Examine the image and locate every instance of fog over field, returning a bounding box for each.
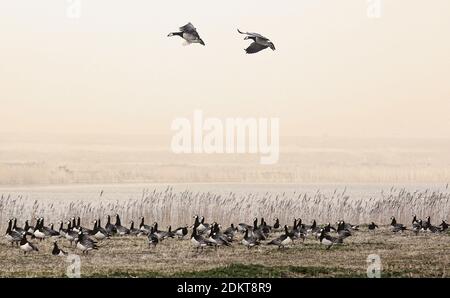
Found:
[0,133,449,185]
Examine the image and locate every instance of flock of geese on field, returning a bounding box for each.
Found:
[168,22,276,54]
[4,214,449,256]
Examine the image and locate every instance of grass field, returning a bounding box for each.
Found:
[1,226,449,278]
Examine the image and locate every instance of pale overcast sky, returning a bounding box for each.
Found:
[0,0,449,137]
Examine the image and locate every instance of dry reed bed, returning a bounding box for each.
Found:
[1,185,449,231]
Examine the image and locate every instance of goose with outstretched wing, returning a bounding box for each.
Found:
[237,29,275,54]
[168,22,205,46]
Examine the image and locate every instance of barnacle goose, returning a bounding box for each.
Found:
[190,226,212,252]
[105,215,117,235]
[139,217,152,234]
[237,29,276,54]
[33,218,46,241]
[148,226,159,248]
[272,218,282,232]
[223,224,237,241]
[52,241,67,256]
[268,225,293,249]
[368,222,379,233]
[174,226,188,239]
[390,217,407,232]
[20,234,39,254]
[439,220,448,232]
[64,221,79,246]
[114,214,130,236]
[168,22,205,46]
[91,220,109,240]
[76,230,98,254]
[241,229,260,249]
[129,221,141,236]
[251,218,267,241]
[336,221,352,238]
[5,219,22,246]
[319,228,343,250]
[12,218,25,234]
[20,233,39,255]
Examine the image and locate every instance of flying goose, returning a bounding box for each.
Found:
[20,234,39,255]
[52,241,67,257]
[168,22,205,46]
[237,29,276,54]
[268,225,293,249]
[76,231,98,254]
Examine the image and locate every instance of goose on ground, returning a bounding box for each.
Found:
[129,221,141,236]
[197,216,210,234]
[412,214,419,225]
[241,229,260,249]
[306,220,321,238]
[237,222,252,233]
[258,218,272,234]
[223,224,237,241]
[12,218,25,235]
[268,225,293,249]
[208,229,231,249]
[251,218,267,241]
[33,218,46,241]
[91,220,109,240]
[174,226,188,239]
[237,29,276,54]
[292,220,306,242]
[52,241,67,257]
[76,231,98,254]
[45,223,62,238]
[412,219,423,235]
[368,222,379,233]
[190,226,212,252]
[24,220,34,234]
[272,218,282,232]
[114,214,130,236]
[20,234,38,255]
[319,229,343,250]
[336,221,352,238]
[439,220,448,232]
[64,221,79,246]
[390,217,407,232]
[139,217,152,234]
[155,225,174,240]
[422,216,432,230]
[148,226,159,248]
[105,215,117,236]
[323,222,336,233]
[5,219,22,246]
[168,22,205,46]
